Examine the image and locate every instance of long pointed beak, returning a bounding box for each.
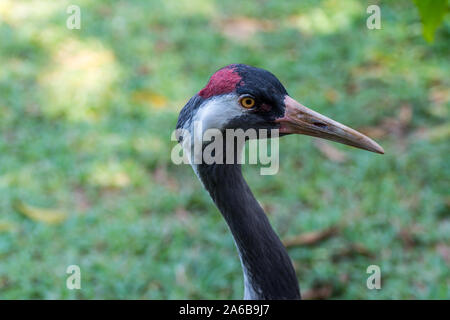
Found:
[275,96,384,154]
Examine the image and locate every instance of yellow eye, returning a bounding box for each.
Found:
[239,96,255,109]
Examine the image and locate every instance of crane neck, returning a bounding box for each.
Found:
[196,163,301,300]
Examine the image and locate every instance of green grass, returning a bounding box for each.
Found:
[0,0,449,299]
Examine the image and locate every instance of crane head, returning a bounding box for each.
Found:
[177,64,384,155]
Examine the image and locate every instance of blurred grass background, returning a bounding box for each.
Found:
[0,0,449,299]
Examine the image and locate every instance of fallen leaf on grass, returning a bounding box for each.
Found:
[428,86,449,118]
[73,187,91,212]
[175,207,189,221]
[358,126,387,140]
[132,90,167,109]
[413,123,450,142]
[398,228,421,249]
[13,199,68,225]
[217,17,274,41]
[359,104,413,140]
[313,139,348,163]
[324,89,339,104]
[398,104,412,126]
[0,220,17,232]
[0,276,10,290]
[302,284,333,300]
[153,166,179,191]
[332,243,374,261]
[437,244,450,266]
[283,226,338,248]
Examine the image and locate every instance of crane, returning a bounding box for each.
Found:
[176,64,384,300]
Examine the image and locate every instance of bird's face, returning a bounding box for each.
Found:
[177,64,383,154]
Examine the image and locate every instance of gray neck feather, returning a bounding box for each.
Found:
[195,163,301,300]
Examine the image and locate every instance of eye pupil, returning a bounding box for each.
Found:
[240,97,255,108]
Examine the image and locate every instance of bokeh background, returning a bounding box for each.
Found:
[0,0,449,299]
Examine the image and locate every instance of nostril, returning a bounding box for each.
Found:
[313,121,327,128]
